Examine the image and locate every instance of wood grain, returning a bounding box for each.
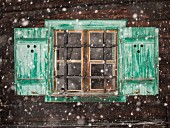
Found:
[0,0,170,127]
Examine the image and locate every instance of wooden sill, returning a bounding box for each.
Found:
[51,91,118,97]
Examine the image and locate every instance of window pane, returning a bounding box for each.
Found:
[68,33,81,45]
[68,78,81,90]
[106,33,115,45]
[90,48,103,60]
[56,78,64,91]
[56,33,64,45]
[90,33,103,45]
[91,79,104,89]
[68,48,81,60]
[57,48,64,60]
[91,64,113,76]
[91,64,104,76]
[106,64,113,76]
[57,63,64,75]
[106,79,114,90]
[105,48,114,60]
[68,63,81,76]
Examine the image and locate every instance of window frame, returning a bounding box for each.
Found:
[87,30,118,93]
[45,20,128,102]
[53,30,84,92]
[53,29,118,95]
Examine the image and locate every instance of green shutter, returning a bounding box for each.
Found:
[14,28,48,95]
[120,27,159,95]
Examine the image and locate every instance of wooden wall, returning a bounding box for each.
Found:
[0,0,170,127]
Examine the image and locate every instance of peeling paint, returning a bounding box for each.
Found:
[120,27,159,95]
[14,28,48,95]
[14,21,159,101]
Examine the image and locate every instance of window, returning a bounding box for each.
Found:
[14,20,159,102]
[54,30,83,92]
[53,30,117,96]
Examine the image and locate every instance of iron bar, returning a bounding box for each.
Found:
[103,31,107,93]
[64,31,68,91]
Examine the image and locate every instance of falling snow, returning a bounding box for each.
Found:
[62,8,67,12]
[0,0,169,127]
[21,19,29,26]
[132,13,138,19]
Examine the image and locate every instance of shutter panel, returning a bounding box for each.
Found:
[14,28,48,95]
[120,27,159,95]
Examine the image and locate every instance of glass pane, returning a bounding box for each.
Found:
[91,79,104,89]
[90,33,103,45]
[56,78,64,91]
[56,33,64,45]
[91,64,113,76]
[68,33,81,45]
[68,48,81,60]
[57,48,64,60]
[106,64,113,76]
[106,33,115,45]
[91,64,104,76]
[90,48,103,60]
[68,78,81,90]
[57,63,64,75]
[104,48,114,60]
[68,63,81,76]
[106,79,114,90]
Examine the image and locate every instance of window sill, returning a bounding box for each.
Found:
[51,91,118,97]
[45,94,126,102]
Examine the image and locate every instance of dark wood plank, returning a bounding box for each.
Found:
[2,0,170,13]
[0,0,170,127]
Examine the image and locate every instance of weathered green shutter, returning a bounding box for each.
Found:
[120,27,159,95]
[14,28,48,95]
